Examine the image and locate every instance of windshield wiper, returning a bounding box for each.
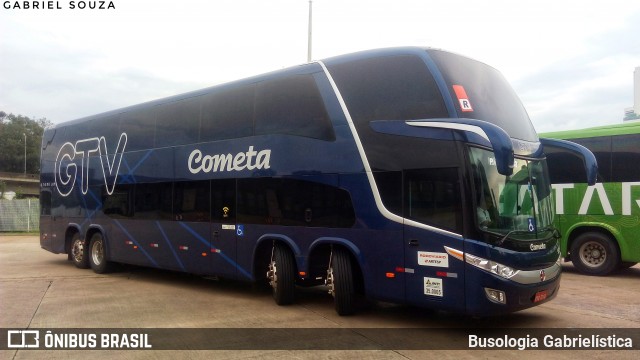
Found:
[480,228,530,246]
[496,229,532,246]
[488,226,559,246]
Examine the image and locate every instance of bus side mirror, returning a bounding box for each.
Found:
[540,138,598,186]
[405,118,515,176]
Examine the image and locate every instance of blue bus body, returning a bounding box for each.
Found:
[39,47,596,316]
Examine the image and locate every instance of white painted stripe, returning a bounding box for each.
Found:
[406,120,490,142]
[318,61,462,239]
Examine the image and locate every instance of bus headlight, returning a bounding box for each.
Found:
[465,253,519,279]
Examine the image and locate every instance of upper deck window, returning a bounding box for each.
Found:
[326,55,450,171]
[255,74,334,141]
[428,50,537,142]
[327,55,448,127]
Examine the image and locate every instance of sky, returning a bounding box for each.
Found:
[1,0,639,133]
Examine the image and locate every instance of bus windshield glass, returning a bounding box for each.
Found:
[469,147,554,239]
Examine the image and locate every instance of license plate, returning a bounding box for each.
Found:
[533,290,548,303]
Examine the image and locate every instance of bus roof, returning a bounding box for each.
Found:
[50,47,438,129]
[49,47,490,130]
[541,121,640,140]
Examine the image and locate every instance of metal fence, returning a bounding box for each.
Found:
[0,199,40,232]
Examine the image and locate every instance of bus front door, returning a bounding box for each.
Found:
[402,168,466,311]
[404,226,466,311]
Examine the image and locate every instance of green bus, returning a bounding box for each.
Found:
[542,122,640,275]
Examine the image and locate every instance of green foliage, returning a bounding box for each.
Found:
[0,111,52,173]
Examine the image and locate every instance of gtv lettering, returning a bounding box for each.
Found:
[552,182,640,215]
[55,133,127,196]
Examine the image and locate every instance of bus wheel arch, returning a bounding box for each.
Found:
[568,227,620,276]
[310,240,365,316]
[309,240,365,291]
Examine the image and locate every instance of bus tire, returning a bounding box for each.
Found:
[570,232,619,276]
[328,248,356,316]
[89,232,113,274]
[269,244,295,305]
[70,233,89,269]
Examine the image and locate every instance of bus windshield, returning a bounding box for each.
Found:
[469,147,554,239]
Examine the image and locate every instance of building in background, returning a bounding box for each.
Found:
[624,67,640,121]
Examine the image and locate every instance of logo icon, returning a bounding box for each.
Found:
[7,330,40,348]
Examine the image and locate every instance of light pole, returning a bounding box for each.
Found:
[23,132,27,175]
[307,0,312,62]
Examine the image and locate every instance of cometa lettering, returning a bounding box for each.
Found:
[188,146,271,174]
[3,1,115,9]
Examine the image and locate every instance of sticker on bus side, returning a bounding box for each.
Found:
[417,251,449,267]
[424,277,443,297]
[452,85,473,112]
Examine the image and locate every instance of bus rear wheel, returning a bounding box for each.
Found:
[327,248,356,316]
[570,232,619,276]
[89,233,112,274]
[267,244,295,305]
[70,233,89,269]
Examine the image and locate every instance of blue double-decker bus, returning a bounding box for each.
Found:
[39,47,596,316]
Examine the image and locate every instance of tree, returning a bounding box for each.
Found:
[0,111,52,174]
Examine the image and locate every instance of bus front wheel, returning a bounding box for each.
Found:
[570,232,619,276]
[268,244,295,305]
[327,248,356,316]
[89,233,113,274]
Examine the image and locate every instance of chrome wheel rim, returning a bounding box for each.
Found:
[267,260,277,290]
[91,240,104,266]
[72,239,84,263]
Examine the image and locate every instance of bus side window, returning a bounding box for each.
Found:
[254,74,335,141]
[211,179,236,222]
[404,168,462,233]
[571,137,612,182]
[156,96,202,147]
[611,134,640,182]
[200,85,255,142]
[545,145,590,184]
[133,182,172,220]
[119,108,155,152]
[103,185,134,218]
[174,180,210,222]
[237,178,355,228]
[40,191,52,216]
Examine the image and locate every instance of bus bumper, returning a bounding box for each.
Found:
[465,262,561,316]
